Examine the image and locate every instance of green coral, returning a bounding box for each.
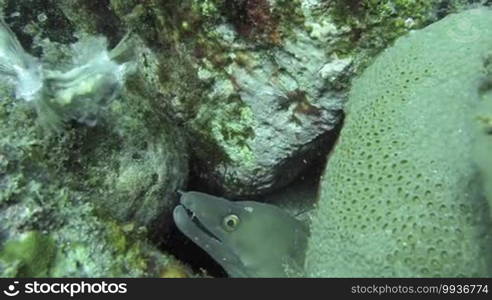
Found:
[0,231,57,277]
[327,0,474,67]
[0,89,72,213]
[306,8,492,277]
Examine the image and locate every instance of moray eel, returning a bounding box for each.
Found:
[173,191,309,277]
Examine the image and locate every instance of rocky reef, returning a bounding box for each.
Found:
[306,8,492,277]
[0,0,491,278]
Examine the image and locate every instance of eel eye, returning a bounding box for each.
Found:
[223,214,240,231]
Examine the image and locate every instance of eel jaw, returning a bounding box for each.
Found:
[175,204,222,243]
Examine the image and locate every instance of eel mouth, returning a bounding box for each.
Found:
[175,204,222,244]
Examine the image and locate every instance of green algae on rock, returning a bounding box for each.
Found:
[306,8,492,277]
[49,0,473,198]
[49,205,179,277]
[173,191,309,277]
[173,0,349,196]
[326,0,477,69]
[95,0,349,197]
[474,52,492,220]
[0,2,190,276]
[0,231,56,277]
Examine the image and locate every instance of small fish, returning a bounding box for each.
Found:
[173,191,309,277]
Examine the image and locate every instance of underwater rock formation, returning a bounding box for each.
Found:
[148,0,352,196]
[0,17,134,130]
[306,8,492,277]
[2,0,490,278]
[0,13,187,229]
[0,55,189,277]
[173,191,309,277]
[106,0,474,197]
[109,0,352,197]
